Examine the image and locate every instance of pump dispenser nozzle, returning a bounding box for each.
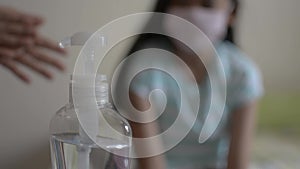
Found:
[59,32,93,48]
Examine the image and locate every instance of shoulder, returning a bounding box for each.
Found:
[217,41,259,78]
[217,41,264,110]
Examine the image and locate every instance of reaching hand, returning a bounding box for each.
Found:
[0,6,67,83]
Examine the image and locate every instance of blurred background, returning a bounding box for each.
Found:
[0,0,299,169]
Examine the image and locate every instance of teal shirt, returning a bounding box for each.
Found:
[127,40,264,169]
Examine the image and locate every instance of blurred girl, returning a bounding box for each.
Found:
[117,0,264,169]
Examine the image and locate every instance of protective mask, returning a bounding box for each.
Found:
[163,6,229,52]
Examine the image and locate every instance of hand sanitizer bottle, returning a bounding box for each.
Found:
[50,74,132,169]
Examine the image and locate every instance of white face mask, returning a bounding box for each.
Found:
[163,6,229,49]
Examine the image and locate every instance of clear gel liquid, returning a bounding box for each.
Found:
[50,133,130,169]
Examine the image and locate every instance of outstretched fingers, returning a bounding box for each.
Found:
[15,55,53,80]
[35,36,67,55]
[26,47,65,71]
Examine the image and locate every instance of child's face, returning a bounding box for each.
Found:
[165,0,234,45]
[169,0,232,12]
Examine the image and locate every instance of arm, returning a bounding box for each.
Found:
[227,101,257,169]
[129,91,167,169]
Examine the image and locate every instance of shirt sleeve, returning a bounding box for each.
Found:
[226,52,264,111]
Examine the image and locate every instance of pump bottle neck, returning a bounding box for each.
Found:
[68,75,112,109]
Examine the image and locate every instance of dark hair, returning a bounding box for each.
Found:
[129,0,239,54]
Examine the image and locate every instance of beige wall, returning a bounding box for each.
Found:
[0,0,299,169]
[238,0,300,92]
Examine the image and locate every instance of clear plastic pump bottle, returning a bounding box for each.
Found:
[50,75,132,169]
